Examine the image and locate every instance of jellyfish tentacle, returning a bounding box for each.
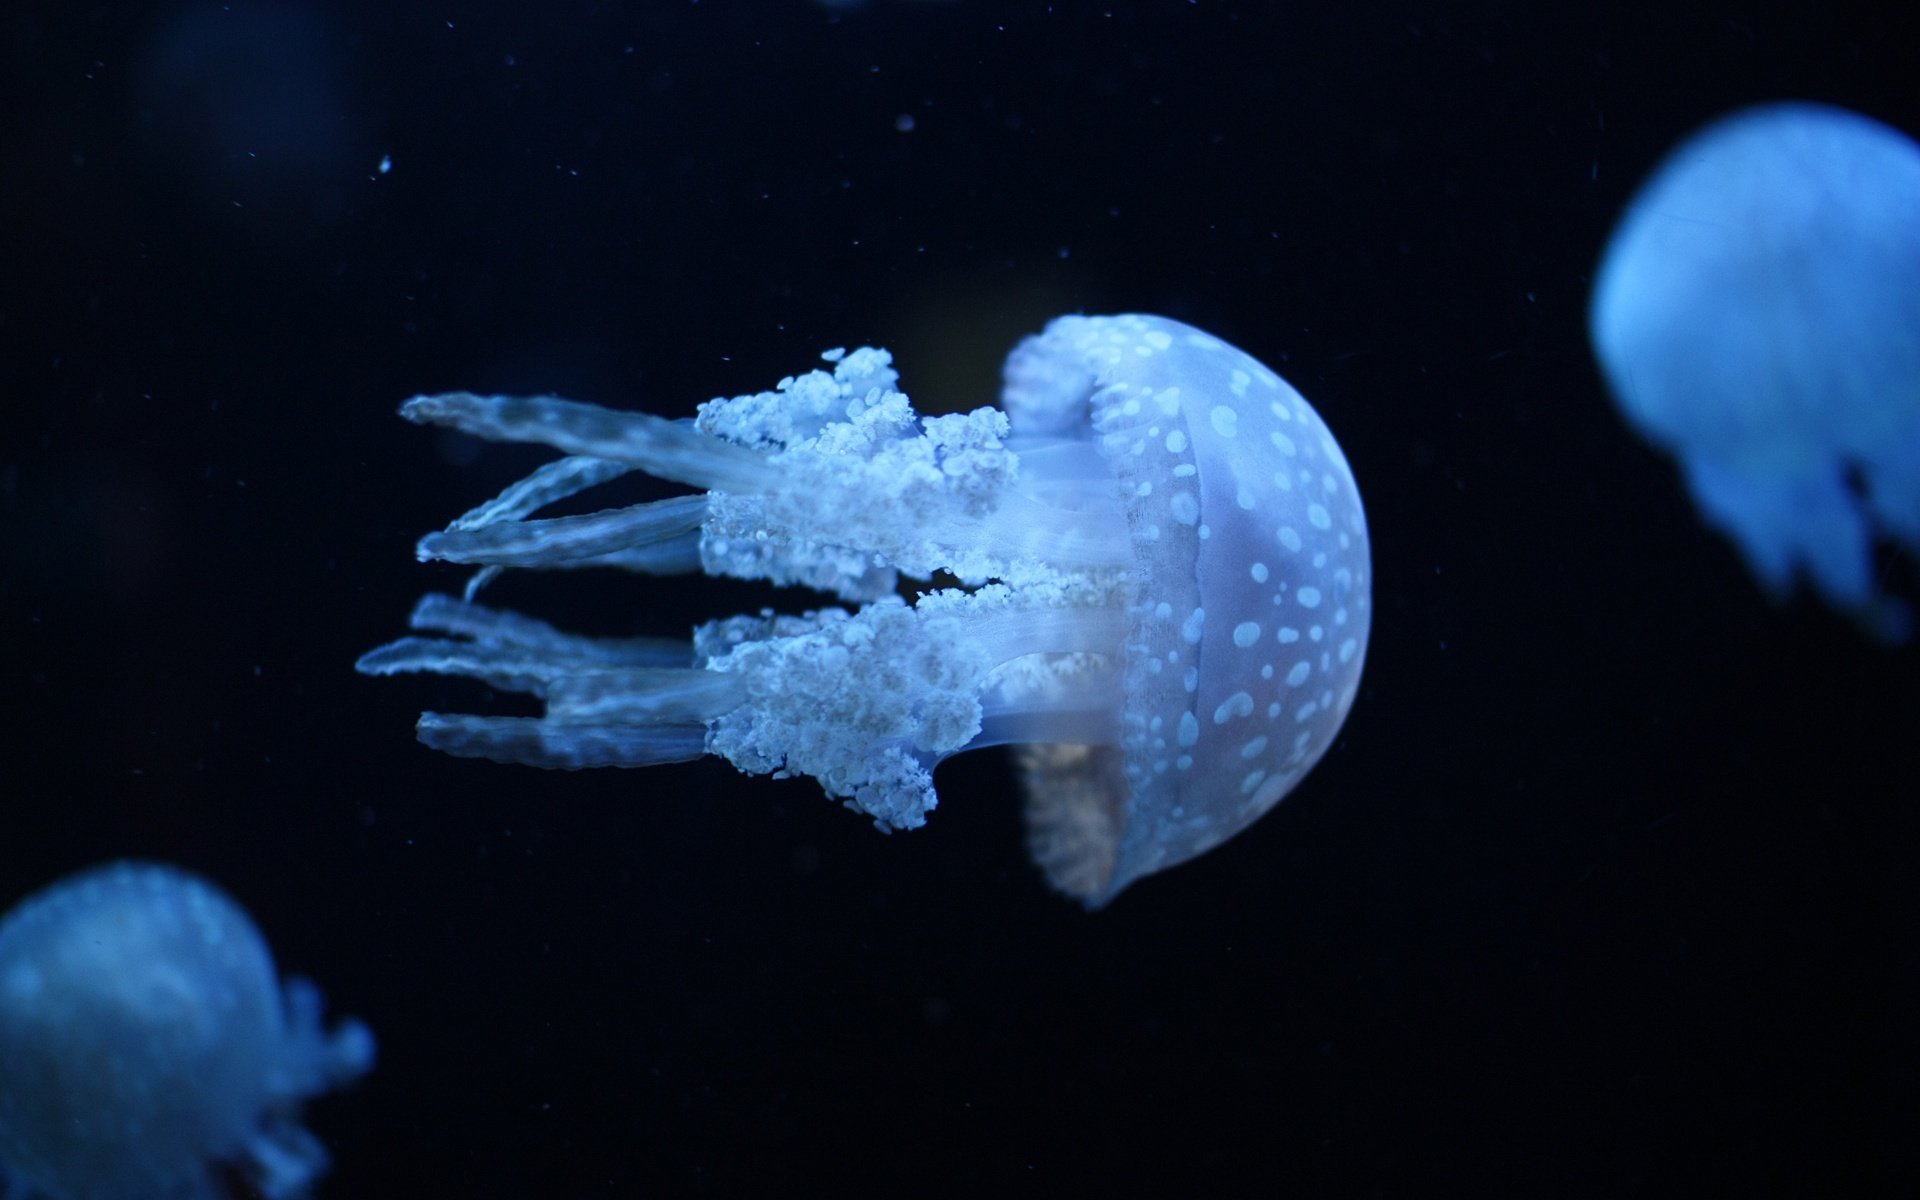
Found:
[544,668,748,724]
[418,493,708,570]
[403,593,692,668]
[401,391,773,493]
[274,977,377,1098]
[360,599,735,769]
[447,454,634,531]
[415,712,711,769]
[354,635,577,694]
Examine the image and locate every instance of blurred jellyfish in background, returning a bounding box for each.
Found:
[0,863,374,1200]
[360,314,1371,906]
[1590,102,1920,640]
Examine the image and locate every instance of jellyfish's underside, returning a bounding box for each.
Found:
[0,862,374,1200]
[1590,102,1920,640]
[361,314,1371,904]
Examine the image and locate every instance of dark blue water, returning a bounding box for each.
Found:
[3,2,1915,1195]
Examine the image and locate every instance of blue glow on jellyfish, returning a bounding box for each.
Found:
[360,314,1371,905]
[0,862,373,1200]
[1590,102,1920,639]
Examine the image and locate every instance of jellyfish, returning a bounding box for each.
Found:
[0,862,374,1200]
[1589,102,1920,639]
[359,313,1371,905]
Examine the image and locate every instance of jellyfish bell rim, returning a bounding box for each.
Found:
[1002,314,1372,907]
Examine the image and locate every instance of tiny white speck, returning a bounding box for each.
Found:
[1250,562,1269,583]
[1240,735,1268,759]
[1233,621,1261,648]
[1277,626,1300,643]
[1210,405,1239,438]
[1278,526,1303,552]
[1339,638,1358,663]
[1308,503,1332,530]
[1297,586,1322,608]
[1286,661,1312,687]
[1165,429,1188,454]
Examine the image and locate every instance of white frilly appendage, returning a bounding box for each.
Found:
[359,347,1134,830]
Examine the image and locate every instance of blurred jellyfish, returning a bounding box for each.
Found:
[360,314,1371,905]
[0,863,374,1200]
[1590,102,1920,639]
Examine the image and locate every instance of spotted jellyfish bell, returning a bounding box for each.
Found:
[359,314,1371,905]
[1590,102,1920,640]
[0,861,374,1200]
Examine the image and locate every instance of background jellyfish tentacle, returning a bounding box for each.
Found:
[0,862,374,1200]
[1589,101,1920,640]
[360,313,1371,904]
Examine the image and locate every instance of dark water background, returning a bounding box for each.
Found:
[3,1,1917,1194]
